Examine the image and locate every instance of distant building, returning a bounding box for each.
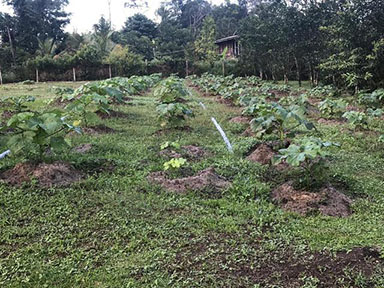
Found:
[215,35,240,58]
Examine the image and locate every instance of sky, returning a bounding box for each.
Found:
[0,0,232,33]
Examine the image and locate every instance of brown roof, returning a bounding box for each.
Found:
[215,35,240,44]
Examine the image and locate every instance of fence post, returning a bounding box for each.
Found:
[0,68,3,85]
[73,67,76,82]
[36,68,39,83]
[109,64,112,79]
[186,60,189,77]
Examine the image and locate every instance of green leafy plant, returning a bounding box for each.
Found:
[358,89,384,108]
[342,111,369,130]
[155,77,194,128]
[273,138,339,188]
[65,93,109,127]
[3,110,80,159]
[250,103,315,141]
[1,96,35,113]
[163,158,187,171]
[318,99,347,118]
[161,141,181,150]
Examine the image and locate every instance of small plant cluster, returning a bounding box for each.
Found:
[155,76,194,128]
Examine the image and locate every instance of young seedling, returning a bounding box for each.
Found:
[163,158,187,171]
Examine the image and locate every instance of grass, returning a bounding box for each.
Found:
[0,80,384,287]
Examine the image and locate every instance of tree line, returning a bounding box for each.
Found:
[0,0,383,91]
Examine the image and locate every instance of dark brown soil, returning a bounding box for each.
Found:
[96,110,129,119]
[216,96,234,106]
[2,110,14,120]
[51,97,71,108]
[147,167,231,194]
[247,144,275,165]
[73,144,93,154]
[160,145,208,161]
[347,105,364,112]
[0,162,83,188]
[318,118,346,126]
[168,231,382,287]
[269,89,290,98]
[229,116,251,124]
[272,182,352,217]
[242,126,254,137]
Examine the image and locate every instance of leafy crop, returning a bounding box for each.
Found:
[318,99,347,118]
[249,102,315,141]
[164,158,187,171]
[274,138,339,188]
[2,110,80,159]
[0,96,35,113]
[342,111,369,130]
[155,77,194,128]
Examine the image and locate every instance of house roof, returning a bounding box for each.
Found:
[215,35,240,44]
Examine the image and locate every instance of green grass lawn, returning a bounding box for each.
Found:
[0,81,384,287]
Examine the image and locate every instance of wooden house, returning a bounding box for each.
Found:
[215,35,240,58]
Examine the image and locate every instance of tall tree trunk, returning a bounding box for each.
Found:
[294,56,301,87]
[73,67,76,82]
[7,26,16,66]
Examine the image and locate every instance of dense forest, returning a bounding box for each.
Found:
[0,0,383,90]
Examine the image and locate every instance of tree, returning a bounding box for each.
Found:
[92,16,115,58]
[194,16,217,63]
[4,0,70,54]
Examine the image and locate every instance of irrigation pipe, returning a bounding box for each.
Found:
[0,150,11,160]
[198,101,234,153]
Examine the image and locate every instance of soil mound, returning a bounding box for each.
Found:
[148,167,231,194]
[1,162,83,188]
[272,182,352,217]
[318,118,345,126]
[247,144,275,165]
[73,144,93,154]
[229,116,250,124]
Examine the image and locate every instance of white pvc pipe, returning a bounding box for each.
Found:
[211,117,234,153]
[0,150,11,159]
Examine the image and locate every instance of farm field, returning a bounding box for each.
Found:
[1,75,384,288]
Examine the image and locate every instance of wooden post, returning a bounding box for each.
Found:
[73,67,76,82]
[185,60,189,77]
[222,60,225,77]
[0,68,3,85]
[36,68,39,83]
[109,64,112,79]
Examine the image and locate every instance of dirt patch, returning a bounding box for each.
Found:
[269,89,290,98]
[247,144,275,165]
[50,97,71,108]
[182,145,208,160]
[0,162,83,188]
[168,232,382,288]
[272,182,352,217]
[73,144,93,154]
[317,118,346,126]
[346,105,364,112]
[229,116,251,124]
[216,96,234,106]
[242,126,254,137]
[2,110,15,120]
[148,167,231,194]
[96,110,129,119]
